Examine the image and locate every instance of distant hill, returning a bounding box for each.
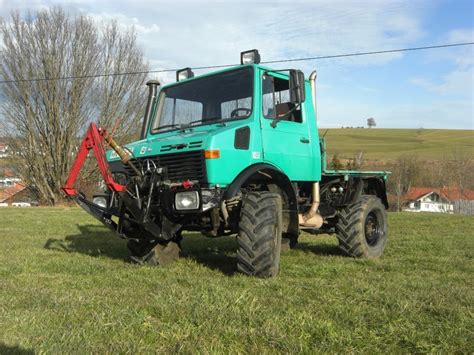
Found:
[319,129,474,161]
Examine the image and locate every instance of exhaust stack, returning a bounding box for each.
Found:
[140,80,160,139]
[299,70,323,228]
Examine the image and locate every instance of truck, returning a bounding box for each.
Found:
[62,49,389,278]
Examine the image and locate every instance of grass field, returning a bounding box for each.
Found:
[320,128,474,160]
[0,208,473,353]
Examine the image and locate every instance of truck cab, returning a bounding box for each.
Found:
[109,62,321,187]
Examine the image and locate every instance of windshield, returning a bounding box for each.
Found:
[152,67,253,132]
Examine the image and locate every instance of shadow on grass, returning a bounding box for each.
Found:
[44,225,343,274]
[181,233,238,276]
[0,343,34,355]
[44,224,129,261]
[44,225,238,275]
[293,242,346,257]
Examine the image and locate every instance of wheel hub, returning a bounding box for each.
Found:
[365,211,382,246]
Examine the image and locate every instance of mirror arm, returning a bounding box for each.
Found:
[270,103,301,128]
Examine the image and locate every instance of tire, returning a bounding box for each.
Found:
[335,195,388,258]
[127,239,181,266]
[237,191,283,277]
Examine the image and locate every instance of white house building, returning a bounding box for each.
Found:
[0,177,21,188]
[404,187,474,214]
[0,143,8,158]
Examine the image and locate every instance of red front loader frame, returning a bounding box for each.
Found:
[61,123,126,196]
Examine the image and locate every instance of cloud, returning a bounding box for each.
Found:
[411,27,474,100]
[411,67,474,97]
[87,12,160,35]
[102,0,427,74]
[447,28,474,43]
[1,0,428,77]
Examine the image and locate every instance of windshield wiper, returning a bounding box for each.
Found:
[186,117,221,127]
[174,117,222,130]
[156,118,222,132]
[155,123,186,131]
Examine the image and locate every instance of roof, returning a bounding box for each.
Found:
[0,168,16,177]
[0,182,27,203]
[160,64,254,91]
[405,187,474,201]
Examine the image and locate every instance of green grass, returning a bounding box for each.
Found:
[0,208,473,353]
[321,128,474,160]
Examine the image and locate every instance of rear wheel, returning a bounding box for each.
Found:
[335,195,388,258]
[237,191,282,277]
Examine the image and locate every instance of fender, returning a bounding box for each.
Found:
[366,177,389,209]
[224,163,299,239]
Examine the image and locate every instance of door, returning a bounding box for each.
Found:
[260,73,314,181]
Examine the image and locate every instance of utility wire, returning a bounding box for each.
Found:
[0,42,472,84]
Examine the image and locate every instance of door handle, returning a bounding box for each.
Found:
[300,137,310,144]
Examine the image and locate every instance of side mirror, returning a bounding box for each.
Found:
[289,70,306,104]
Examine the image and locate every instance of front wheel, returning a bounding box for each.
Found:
[335,195,388,258]
[237,191,283,277]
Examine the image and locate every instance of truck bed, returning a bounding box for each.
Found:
[322,169,390,180]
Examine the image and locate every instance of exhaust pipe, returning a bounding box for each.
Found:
[140,80,160,139]
[299,71,323,228]
[309,71,317,117]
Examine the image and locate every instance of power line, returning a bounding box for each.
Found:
[262,42,474,64]
[0,42,472,84]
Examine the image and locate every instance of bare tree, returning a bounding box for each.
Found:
[346,151,364,170]
[449,148,472,197]
[367,117,376,128]
[389,156,420,212]
[0,7,149,205]
[331,153,344,170]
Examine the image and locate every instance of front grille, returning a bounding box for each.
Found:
[160,140,203,152]
[122,150,207,183]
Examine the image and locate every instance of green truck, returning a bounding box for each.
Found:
[63,49,389,277]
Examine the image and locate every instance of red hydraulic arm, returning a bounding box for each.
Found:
[62,123,127,196]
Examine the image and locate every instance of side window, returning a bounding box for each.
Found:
[262,74,302,123]
[262,75,276,118]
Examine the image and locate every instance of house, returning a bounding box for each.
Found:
[0,168,20,188]
[0,177,21,188]
[0,143,8,158]
[404,187,474,214]
[0,181,35,206]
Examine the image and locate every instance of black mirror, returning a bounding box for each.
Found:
[289,70,306,104]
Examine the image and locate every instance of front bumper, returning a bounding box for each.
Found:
[72,185,223,243]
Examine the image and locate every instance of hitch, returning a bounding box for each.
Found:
[61,122,138,196]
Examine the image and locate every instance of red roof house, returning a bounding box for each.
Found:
[404,187,474,214]
[0,181,28,204]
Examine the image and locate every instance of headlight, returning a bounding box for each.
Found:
[92,196,107,208]
[175,191,200,210]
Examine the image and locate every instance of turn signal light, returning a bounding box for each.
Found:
[204,150,220,159]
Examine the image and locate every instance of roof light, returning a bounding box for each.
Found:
[176,67,194,81]
[240,49,261,65]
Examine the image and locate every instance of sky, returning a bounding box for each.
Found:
[0,0,473,129]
